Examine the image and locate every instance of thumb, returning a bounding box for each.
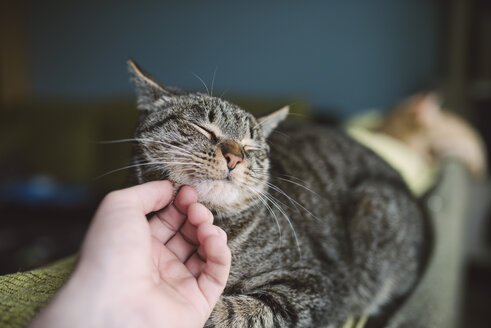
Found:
[80,181,175,265]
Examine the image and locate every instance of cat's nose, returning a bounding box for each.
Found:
[220,140,244,171]
[224,153,243,171]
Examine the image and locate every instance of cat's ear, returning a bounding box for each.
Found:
[128,59,181,110]
[257,106,289,137]
[410,92,442,126]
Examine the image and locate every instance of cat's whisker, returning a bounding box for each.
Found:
[278,174,304,182]
[244,182,301,254]
[160,151,195,159]
[170,139,196,151]
[192,73,210,96]
[143,151,196,164]
[265,181,321,222]
[103,155,165,174]
[244,185,282,245]
[249,172,270,179]
[249,165,320,221]
[145,153,204,168]
[261,190,301,255]
[144,140,194,155]
[254,185,290,209]
[247,168,270,176]
[99,137,195,156]
[270,130,291,139]
[137,149,192,159]
[274,176,321,198]
[95,161,202,180]
[210,67,217,98]
[131,163,202,181]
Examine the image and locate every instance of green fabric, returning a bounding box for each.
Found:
[0,256,77,328]
[340,315,368,328]
[0,253,368,328]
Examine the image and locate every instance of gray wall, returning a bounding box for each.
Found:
[25,0,440,117]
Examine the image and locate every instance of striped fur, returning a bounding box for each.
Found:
[128,61,429,327]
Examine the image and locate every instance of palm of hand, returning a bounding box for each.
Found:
[74,182,230,328]
[146,186,229,324]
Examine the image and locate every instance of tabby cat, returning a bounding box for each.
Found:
[128,60,429,327]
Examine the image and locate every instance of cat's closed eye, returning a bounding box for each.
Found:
[189,122,218,142]
[243,145,263,153]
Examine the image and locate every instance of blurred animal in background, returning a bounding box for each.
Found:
[377,92,487,180]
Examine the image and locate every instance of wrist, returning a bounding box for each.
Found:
[29,265,124,328]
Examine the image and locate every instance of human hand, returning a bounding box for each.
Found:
[29,181,231,328]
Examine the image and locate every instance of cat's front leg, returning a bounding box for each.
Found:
[205,294,295,328]
[204,285,345,328]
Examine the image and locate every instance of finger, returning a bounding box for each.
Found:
[174,185,199,214]
[148,185,198,244]
[164,231,198,263]
[100,180,174,216]
[186,223,228,276]
[197,225,231,306]
[197,223,227,244]
[187,203,214,226]
[80,181,175,263]
[185,225,227,277]
[148,204,185,244]
[183,207,217,277]
[178,203,214,246]
[152,237,194,281]
[185,252,205,277]
[196,224,228,263]
[196,225,227,260]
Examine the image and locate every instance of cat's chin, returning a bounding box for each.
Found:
[191,179,253,217]
[194,179,240,204]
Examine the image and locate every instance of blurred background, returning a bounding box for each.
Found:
[0,0,490,326]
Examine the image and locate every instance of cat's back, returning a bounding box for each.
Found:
[267,121,428,278]
[269,122,408,196]
[260,122,430,321]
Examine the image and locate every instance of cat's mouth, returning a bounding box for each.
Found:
[193,174,239,192]
[166,164,260,217]
[198,169,237,183]
[210,173,234,182]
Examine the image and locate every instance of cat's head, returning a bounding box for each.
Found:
[128,59,288,217]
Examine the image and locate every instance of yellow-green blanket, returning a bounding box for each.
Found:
[0,256,77,327]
